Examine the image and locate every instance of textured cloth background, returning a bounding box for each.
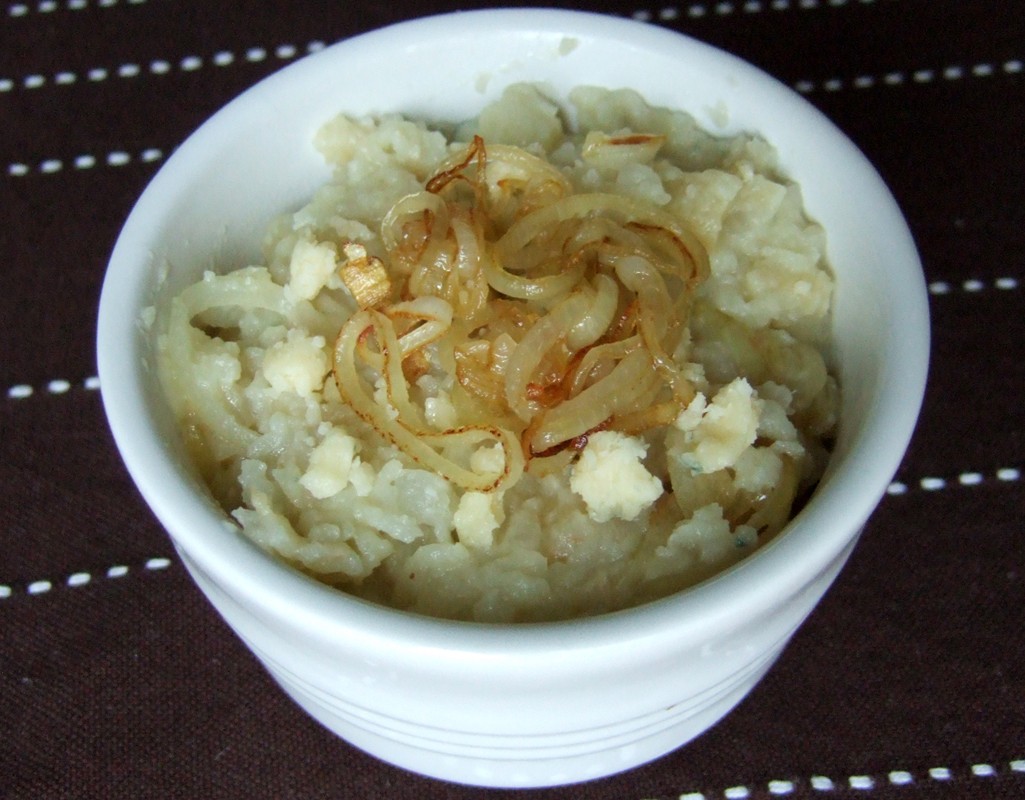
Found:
[1,1,1022,798]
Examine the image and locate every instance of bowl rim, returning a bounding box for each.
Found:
[97,7,930,654]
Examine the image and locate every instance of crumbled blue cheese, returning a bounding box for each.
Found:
[372,377,400,420]
[470,442,506,477]
[732,446,782,494]
[674,378,760,473]
[450,445,509,547]
[453,491,501,548]
[570,430,663,523]
[285,233,339,303]
[424,389,458,430]
[662,503,754,565]
[755,383,806,460]
[261,331,329,397]
[300,428,360,499]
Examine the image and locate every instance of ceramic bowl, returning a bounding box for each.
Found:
[97,8,929,788]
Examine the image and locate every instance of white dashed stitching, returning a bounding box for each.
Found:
[0,557,172,601]
[888,770,914,785]
[671,762,1025,797]
[6,376,101,399]
[888,467,1022,496]
[632,0,883,22]
[795,59,1023,93]
[929,277,1019,294]
[0,40,328,94]
[6,148,165,177]
[8,0,148,16]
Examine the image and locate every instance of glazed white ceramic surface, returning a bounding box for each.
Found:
[97,9,929,788]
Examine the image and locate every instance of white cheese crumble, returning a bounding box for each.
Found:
[470,442,506,477]
[285,233,338,303]
[662,503,755,565]
[424,389,458,430]
[570,430,663,523]
[453,491,501,548]
[300,429,360,499]
[261,331,329,397]
[674,378,761,473]
[372,376,400,420]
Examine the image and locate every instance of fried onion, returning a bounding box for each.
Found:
[329,136,710,492]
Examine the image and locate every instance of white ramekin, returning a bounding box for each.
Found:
[97,9,929,788]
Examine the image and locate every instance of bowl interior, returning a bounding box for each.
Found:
[98,9,928,644]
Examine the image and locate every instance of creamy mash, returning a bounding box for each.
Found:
[157,84,838,622]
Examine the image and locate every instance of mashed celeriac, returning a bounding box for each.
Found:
[156,84,838,621]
